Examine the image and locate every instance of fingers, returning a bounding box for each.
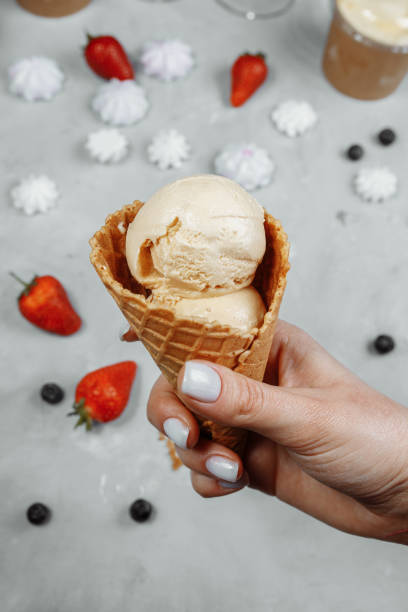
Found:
[176,360,325,448]
[148,320,352,455]
[176,438,245,483]
[190,471,248,498]
[147,374,248,497]
[147,375,201,449]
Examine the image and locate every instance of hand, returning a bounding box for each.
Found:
[147,320,408,544]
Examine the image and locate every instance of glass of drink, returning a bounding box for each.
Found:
[322,0,408,100]
[17,0,91,17]
[215,0,295,21]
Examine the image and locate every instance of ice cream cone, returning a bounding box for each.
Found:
[89,200,290,455]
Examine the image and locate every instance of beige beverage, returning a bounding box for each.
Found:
[323,0,408,100]
[17,0,91,17]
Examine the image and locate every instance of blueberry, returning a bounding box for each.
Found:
[129,499,153,522]
[40,383,64,404]
[373,335,395,355]
[378,128,396,146]
[26,503,51,525]
[346,144,364,161]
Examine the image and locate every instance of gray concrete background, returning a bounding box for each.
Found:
[1,0,408,610]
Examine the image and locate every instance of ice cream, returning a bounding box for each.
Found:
[337,0,408,47]
[125,174,266,332]
[90,178,290,455]
[174,287,266,331]
[126,175,265,294]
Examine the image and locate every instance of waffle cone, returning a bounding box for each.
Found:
[89,200,290,455]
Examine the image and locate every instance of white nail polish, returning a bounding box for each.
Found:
[181,362,221,403]
[206,456,239,483]
[163,418,189,449]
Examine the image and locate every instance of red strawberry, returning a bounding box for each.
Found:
[84,34,134,80]
[230,52,268,107]
[10,273,81,336]
[69,361,137,430]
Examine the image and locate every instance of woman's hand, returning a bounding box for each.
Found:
[147,320,408,544]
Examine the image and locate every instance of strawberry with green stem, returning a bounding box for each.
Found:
[69,361,137,430]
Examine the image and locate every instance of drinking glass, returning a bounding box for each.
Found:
[17,0,90,16]
[215,0,295,20]
[323,1,408,100]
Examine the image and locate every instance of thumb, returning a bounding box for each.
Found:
[177,360,323,448]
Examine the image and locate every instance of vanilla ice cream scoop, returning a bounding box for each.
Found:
[125,175,266,298]
[174,287,266,331]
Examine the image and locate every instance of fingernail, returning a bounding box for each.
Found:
[181,362,221,403]
[163,418,189,449]
[206,456,239,483]
[219,479,246,490]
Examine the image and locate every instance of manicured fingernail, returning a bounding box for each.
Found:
[219,479,246,490]
[181,362,221,403]
[163,418,189,449]
[206,456,239,482]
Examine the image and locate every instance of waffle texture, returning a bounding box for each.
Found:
[89,200,290,454]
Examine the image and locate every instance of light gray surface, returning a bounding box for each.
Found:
[1,0,408,610]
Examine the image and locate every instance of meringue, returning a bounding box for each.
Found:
[271,100,317,137]
[11,175,59,215]
[354,166,397,202]
[91,79,149,126]
[85,128,129,163]
[140,39,194,81]
[147,129,190,170]
[8,56,64,102]
[214,143,275,191]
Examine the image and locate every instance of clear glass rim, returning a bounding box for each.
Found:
[335,5,408,54]
[215,0,295,20]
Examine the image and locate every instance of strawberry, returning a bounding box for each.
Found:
[10,273,81,336]
[69,361,137,430]
[230,52,268,107]
[84,34,134,80]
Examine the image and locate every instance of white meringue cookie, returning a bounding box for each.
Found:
[354,166,397,202]
[214,143,275,191]
[11,175,59,215]
[271,100,317,137]
[91,79,149,126]
[8,56,64,102]
[147,129,190,170]
[85,129,129,163]
[140,39,194,81]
